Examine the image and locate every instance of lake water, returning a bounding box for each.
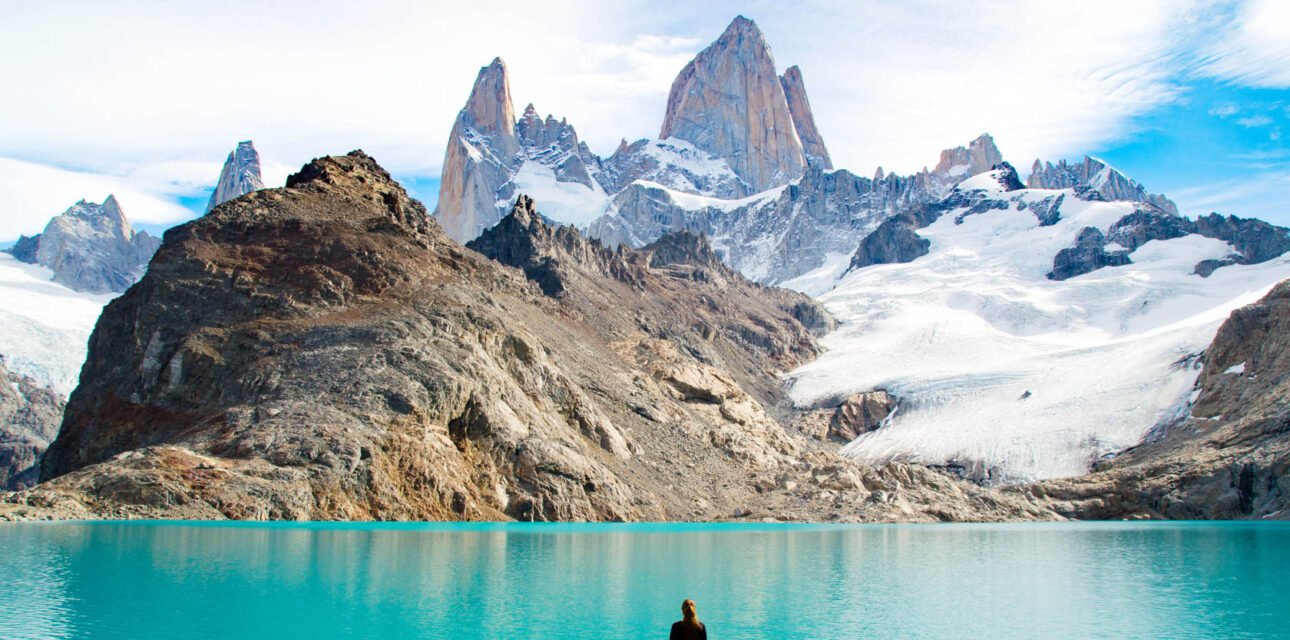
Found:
[1,521,1287,639]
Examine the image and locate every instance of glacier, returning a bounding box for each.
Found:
[784,171,1290,483]
[0,253,112,395]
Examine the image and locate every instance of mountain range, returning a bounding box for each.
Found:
[2,17,1289,520]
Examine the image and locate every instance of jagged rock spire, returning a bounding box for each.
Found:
[1028,155,1178,215]
[462,58,518,140]
[205,141,264,213]
[659,16,807,192]
[434,58,523,242]
[779,65,832,170]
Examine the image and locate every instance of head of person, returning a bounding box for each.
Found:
[681,599,697,621]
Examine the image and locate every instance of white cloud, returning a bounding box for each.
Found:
[1169,171,1290,222]
[0,158,200,240]
[1197,0,1290,87]
[1209,103,1240,117]
[0,0,1254,230]
[1236,114,1274,128]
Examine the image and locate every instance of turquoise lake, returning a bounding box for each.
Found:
[1,521,1287,639]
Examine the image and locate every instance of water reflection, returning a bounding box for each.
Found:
[0,522,1287,639]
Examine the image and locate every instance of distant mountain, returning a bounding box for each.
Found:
[432,16,1007,285]
[433,57,608,242]
[1028,156,1177,215]
[206,140,264,213]
[659,15,807,192]
[4,195,160,294]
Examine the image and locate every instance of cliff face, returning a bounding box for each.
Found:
[0,359,64,490]
[205,140,265,213]
[4,152,1055,523]
[779,65,831,170]
[659,16,806,192]
[434,58,523,242]
[433,59,610,243]
[1032,281,1290,519]
[5,196,161,294]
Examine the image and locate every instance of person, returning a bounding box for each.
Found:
[669,599,707,640]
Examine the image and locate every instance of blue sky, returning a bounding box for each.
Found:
[1,0,1287,242]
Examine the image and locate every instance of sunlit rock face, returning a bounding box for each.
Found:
[205,140,264,213]
[780,65,832,170]
[659,15,806,193]
[7,196,160,294]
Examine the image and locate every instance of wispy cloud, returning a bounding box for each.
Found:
[1209,103,1240,117]
[1236,114,1274,127]
[1170,171,1290,216]
[0,0,1283,239]
[1195,0,1290,88]
[0,159,201,240]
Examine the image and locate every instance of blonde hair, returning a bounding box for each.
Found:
[681,599,697,622]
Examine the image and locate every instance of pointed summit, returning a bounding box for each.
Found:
[933,133,1003,178]
[4,195,161,293]
[433,58,524,242]
[462,57,518,139]
[660,16,807,192]
[205,141,264,213]
[779,66,832,170]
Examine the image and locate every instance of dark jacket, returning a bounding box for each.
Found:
[670,620,707,640]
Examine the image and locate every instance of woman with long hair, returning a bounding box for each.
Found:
[669,599,707,640]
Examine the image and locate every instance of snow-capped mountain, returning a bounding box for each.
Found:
[4,195,161,294]
[206,140,264,213]
[1029,155,1177,215]
[433,16,1008,284]
[785,166,1290,483]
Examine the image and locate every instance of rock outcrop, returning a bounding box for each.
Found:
[0,359,64,490]
[1046,207,1290,281]
[847,212,931,270]
[659,16,806,192]
[829,392,895,442]
[933,134,1004,189]
[1028,156,1178,215]
[5,196,161,294]
[205,140,264,213]
[1047,226,1131,281]
[1030,280,1290,519]
[779,66,831,170]
[1,152,1060,523]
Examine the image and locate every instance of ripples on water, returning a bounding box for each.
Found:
[1,521,1287,639]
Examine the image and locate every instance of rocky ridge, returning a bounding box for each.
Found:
[1028,156,1177,215]
[432,16,1003,285]
[206,140,265,213]
[2,152,1056,522]
[4,196,161,294]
